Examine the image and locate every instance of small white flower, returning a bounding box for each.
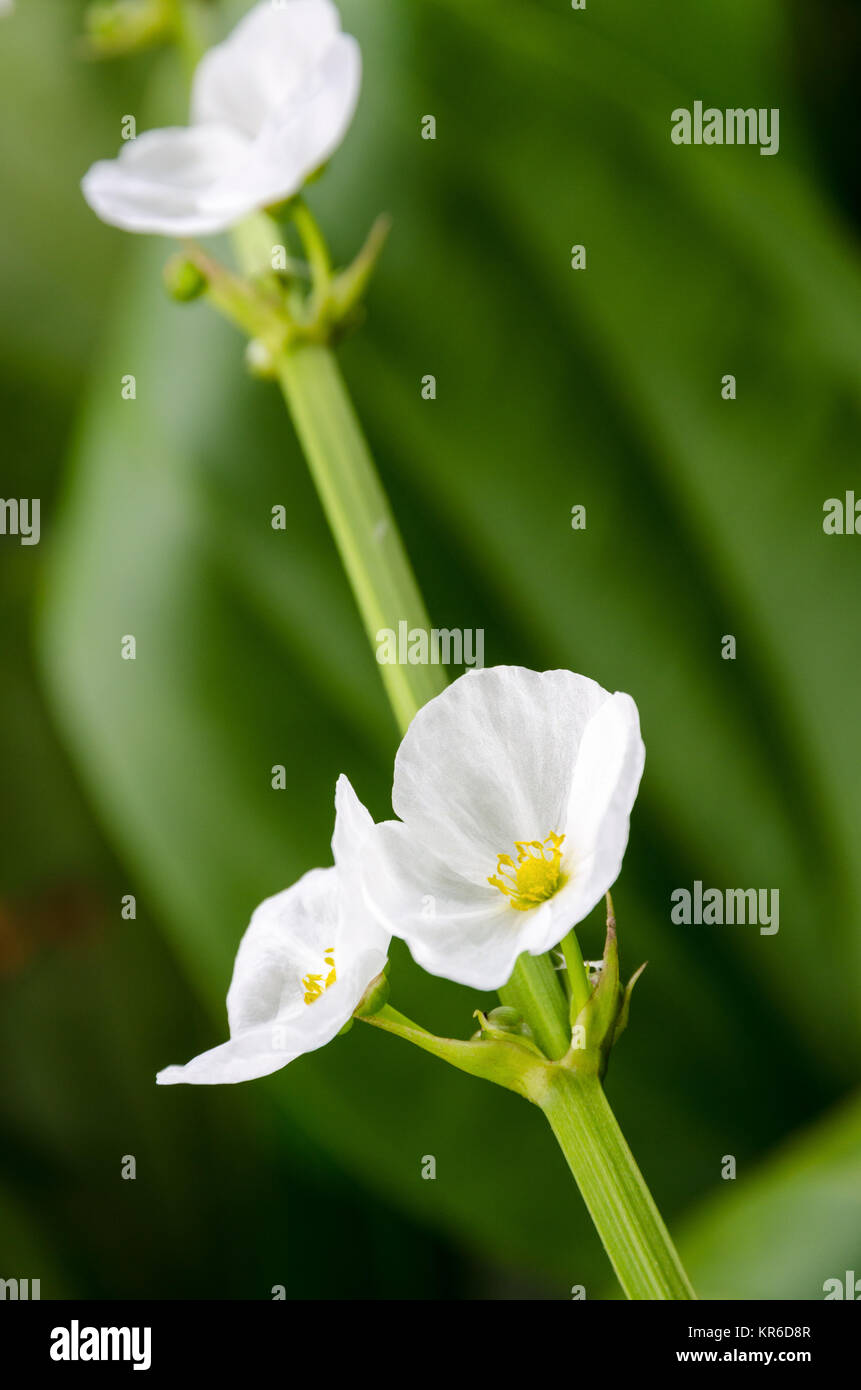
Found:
[157,776,388,1084]
[361,667,645,990]
[82,0,361,236]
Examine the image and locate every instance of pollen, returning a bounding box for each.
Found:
[303,947,337,1005]
[488,833,566,911]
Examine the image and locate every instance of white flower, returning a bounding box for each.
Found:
[157,776,389,1084]
[361,667,645,990]
[82,0,360,236]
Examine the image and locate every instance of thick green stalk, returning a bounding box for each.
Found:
[274,344,445,735]
[170,0,207,75]
[498,953,570,1060]
[231,212,444,736]
[540,1070,697,1300]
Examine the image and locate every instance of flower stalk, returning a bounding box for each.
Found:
[272,344,446,735]
[498,952,571,1060]
[215,204,447,734]
[540,1070,696,1299]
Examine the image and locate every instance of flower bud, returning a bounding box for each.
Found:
[163,255,207,303]
[84,1,170,58]
[245,338,278,380]
[486,1005,534,1037]
[472,1006,535,1042]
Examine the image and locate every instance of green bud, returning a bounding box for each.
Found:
[244,338,278,380]
[471,1007,543,1056]
[163,255,207,303]
[84,0,170,58]
[485,1005,534,1038]
[353,971,390,1020]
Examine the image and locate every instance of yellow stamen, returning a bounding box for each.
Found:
[303,947,337,1005]
[488,832,566,911]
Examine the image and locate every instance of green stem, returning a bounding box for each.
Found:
[498,952,570,1060]
[181,242,286,347]
[560,928,591,1021]
[362,1006,547,1100]
[540,1070,697,1300]
[291,199,333,304]
[171,0,207,77]
[273,343,446,734]
[230,215,444,733]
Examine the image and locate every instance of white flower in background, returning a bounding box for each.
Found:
[157,777,389,1084]
[82,0,361,236]
[362,667,645,990]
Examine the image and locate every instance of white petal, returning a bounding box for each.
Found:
[261,35,361,190]
[331,772,391,969]
[197,35,360,216]
[225,868,338,1034]
[361,820,532,989]
[158,776,388,1086]
[156,1028,301,1086]
[563,692,645,896]
[483,690,646,961]
[81,125,255,236]
[192,0,351,138]
[332,772,374,875]
[362,668,645,989]
[390,667,610,883]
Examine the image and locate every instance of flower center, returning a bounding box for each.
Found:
[302,947,337,1005]
[488,833,566,911]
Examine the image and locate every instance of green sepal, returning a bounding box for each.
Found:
[567,920,645,1077]
[329,215,392,324]
[352,970,390,1020]
[613,960,648,1046]
[571,919,622,1076]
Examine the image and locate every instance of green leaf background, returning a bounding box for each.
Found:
[0,0,858,1297]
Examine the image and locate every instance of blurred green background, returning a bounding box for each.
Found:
[1,0,860,1299]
